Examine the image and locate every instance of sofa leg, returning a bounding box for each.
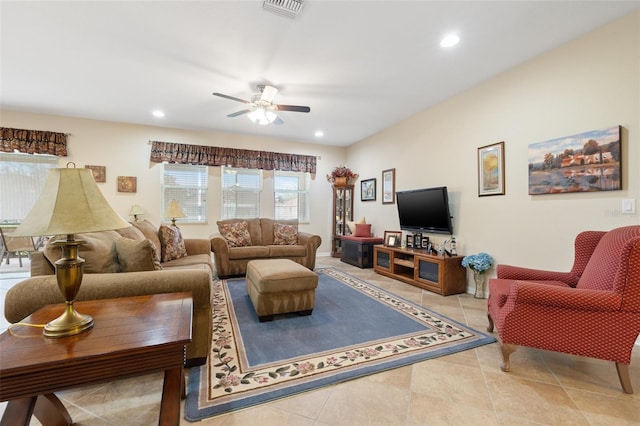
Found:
[499,343,518,372]
[616,362,634,394]
[298,309,313,316]
[487,313,494,333]
[259,315,274,322]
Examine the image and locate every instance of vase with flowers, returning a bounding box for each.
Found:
[461,252,493,298]
[326,165,359,185]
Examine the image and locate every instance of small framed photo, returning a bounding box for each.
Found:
[117,176,137,193]
[382,168,396,204]
[478,141,505,196]
[361,178,376,201]
[384,230,402,247]
[85,165,106,183]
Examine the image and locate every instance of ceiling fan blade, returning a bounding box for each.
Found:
[260,85,278,103]
[273,116,284,125]
[276,105,311,113]
[227,109,252,117]
[213,92,250,104]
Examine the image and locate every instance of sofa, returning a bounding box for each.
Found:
[210,218,322,278]
[4,220,214,367]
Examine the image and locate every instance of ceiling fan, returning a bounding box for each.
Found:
[212,84,310,125]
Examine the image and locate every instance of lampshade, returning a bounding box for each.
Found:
[13,167,130,237]
[129,204,144,216]
[12,165,130,338]
[164,200,186,219]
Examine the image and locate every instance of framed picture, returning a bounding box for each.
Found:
[85,165,106,183]
[528,125,621,195]
[361,178,376,201]
[384,230,402,247]
[117,176,137,193]
[478,142,505,196]
[382,168,396,204]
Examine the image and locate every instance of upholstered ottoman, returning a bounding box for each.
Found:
[246,259,318,322]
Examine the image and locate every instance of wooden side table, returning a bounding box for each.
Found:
[0,292,193,426]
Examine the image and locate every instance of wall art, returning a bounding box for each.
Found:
[382,168,396,204]
[528,125,621,194]
[361,178,376,201]
[477,142,505,196]
[85,165,106,183]
[117,176,137,193]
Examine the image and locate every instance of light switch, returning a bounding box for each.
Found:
[621,199,636,214]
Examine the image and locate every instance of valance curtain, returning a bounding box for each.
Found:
[0,127,68,156]
[149,141,317,174]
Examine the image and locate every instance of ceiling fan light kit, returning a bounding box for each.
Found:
[213,84,310,126]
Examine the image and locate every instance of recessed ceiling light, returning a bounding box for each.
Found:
[440,34,460,48]
[314,130,324,138]
[152,110,165,118]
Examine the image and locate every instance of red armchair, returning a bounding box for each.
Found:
[487,225,640,393]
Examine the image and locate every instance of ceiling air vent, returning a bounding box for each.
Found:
[262,0,303,19]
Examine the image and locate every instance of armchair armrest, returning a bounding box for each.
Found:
[497,264,579,286]
[511,281,622,311]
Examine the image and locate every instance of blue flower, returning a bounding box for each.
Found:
[461,252,493,273]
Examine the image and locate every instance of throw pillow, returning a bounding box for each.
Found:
[346,216,366,234]
[354,223,372,237]
[273,222,298,245]
[159,225,188,262]
[116,238,162,272]
[130,220,162,262]
[217,221,252,247]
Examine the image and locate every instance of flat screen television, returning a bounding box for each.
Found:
[396,186,453,235]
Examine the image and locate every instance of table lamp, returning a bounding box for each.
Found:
[164,200,186,226]
[129,204,145,222]
[12,164,130,338]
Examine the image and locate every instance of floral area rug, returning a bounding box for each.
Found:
[185,267,496,421]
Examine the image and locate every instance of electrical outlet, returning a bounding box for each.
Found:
[621,199,636,215]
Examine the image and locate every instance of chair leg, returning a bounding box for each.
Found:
[499,343,518,372]
[616,362,634,394]
[487,313,494,332]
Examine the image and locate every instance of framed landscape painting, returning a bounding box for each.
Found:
[528,125,621,195]
[477,142,505,196]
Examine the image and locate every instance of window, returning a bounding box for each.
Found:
[274,171,310,222]
[162,163,208,223]
[0,152,58,221]
[222,167,262,219]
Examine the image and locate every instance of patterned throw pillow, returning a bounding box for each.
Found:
[273,222,298,245]
[159,225,188,262]
[218,221,252,247]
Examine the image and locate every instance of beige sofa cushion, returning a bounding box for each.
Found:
[131,220,162,262]
[44,231,121,274]
[228,246,270,260]
[116,225,146,241]
[116,237,162,272]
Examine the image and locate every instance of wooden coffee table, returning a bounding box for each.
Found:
[0,292,193,426]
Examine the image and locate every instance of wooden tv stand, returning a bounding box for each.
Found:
[373,245,466,296]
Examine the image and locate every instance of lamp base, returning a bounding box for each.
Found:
[44,302,94,338]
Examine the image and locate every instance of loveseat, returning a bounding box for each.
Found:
[4,220,214,367]
[210,218,321,278]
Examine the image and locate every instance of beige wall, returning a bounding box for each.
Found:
[347,11,639,276]
[0,111,346,254]
[1,12,638,289]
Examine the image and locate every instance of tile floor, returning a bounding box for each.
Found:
[1,256,639,425]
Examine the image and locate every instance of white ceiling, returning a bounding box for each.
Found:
[1,1,638,147]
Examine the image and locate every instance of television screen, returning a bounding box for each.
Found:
[396,186,453,235]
